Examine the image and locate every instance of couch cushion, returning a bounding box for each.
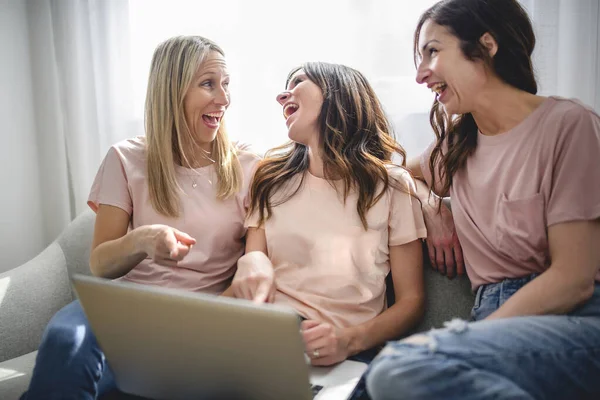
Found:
[0,351,36,400]
[415,267,476,332]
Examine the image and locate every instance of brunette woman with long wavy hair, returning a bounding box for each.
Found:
[366,1,600,399]
[229,62,427,367]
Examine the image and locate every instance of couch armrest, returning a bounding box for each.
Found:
[0,242,73,363]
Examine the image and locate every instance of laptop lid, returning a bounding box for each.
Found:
[72,274,313,400]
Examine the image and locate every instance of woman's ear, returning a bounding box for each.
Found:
[480,32,498,57]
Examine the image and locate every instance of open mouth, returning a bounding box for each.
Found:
[431,82,448,99]
[202,111,224,126]
[283,103,299,120]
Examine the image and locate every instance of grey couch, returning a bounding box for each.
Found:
[0,209,475,399]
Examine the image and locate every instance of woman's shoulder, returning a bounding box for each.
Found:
[108,136,147,161]
[234,141,262,170]
[385,164,417,193]
[386,164,413,182]
[544,96,600,126]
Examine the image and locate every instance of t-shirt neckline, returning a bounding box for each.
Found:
[477,96,554,146]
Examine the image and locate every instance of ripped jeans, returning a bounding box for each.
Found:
[365,276,600,400]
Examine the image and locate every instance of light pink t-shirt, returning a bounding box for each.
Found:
[421,97,600,290]
[88,136,261,294]
[247,167,427,328]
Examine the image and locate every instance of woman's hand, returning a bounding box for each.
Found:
[422,198,465,278]
[301,320,350,366]
[137,225,196,267]
[231,251,276,303]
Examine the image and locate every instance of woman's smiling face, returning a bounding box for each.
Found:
[276,69,324,147]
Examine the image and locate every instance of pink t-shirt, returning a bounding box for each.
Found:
[88,136,261,294]
[247,167,427,328]
[421,96,600,290]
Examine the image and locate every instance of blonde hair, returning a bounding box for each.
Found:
[145,36,242,217]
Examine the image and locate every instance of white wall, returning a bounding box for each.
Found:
[0,0,45,272]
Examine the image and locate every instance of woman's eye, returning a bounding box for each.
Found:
[223,81,230,88]
[288,77,303,90]
[428,48,438,56]
[201,80,213,87]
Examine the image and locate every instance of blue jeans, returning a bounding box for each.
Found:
[22,300,118,400]
[365,277,600,400]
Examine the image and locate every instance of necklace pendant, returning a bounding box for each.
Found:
[192,183,197,188]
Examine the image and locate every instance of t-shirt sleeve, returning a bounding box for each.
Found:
[388,169,428,246]
[420,139,447,196]
[547,105,600,226]
[87,147,133,215]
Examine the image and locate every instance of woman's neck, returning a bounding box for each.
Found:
[471,81,545,136]
[307,145,325,178]
[178,143,214,168]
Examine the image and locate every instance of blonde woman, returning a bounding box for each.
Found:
[22,36,260,399]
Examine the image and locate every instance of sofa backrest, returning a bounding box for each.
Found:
[416,267,475,332]
[385,248,475,336]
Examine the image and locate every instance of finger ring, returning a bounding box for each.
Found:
[312,349,320,358]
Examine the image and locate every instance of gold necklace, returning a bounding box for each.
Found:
[189,172,213,188]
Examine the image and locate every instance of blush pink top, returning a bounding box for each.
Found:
[421,97,600,290]
[247,167,427,328]
[88,136,261,294]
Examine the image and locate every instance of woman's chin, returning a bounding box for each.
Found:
[287,127,298,142]
[195,130,218,145]
[286,123,313,146]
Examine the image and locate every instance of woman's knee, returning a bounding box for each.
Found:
[40,301,94,354]
[366,342,444,400]
[365,355,401,400]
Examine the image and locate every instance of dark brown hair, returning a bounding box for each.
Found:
[249,62,407,229]
[414,0,537,197]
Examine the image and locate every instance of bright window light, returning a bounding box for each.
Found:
[128,0,438,155]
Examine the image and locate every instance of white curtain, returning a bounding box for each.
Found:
[521,0,600,110]
[26,0,135,243]
[4,0,598,267]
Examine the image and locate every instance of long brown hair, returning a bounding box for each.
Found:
[249,62,407,229]
[414,0,537,197]
[145,36,242,217]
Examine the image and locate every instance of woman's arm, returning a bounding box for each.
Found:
[245,226,268,254]
[406,156,425,181]
[229,227,275,303]
[487,219,600,319]
[407,156,464,277]
[90,204,195,279]
[407,155,448,198]
[343,239,425,354]
[303,239,424,366]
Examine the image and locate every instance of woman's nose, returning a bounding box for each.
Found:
[276,91,290,105]
[215,89,230,107]
[416,63,431,85]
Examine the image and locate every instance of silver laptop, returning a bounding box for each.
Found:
[72,274,367,400]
